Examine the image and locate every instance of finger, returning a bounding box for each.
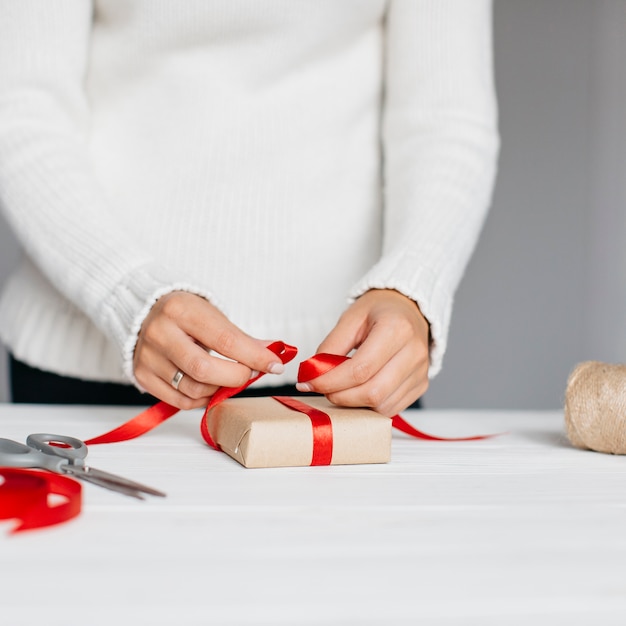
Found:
[167,333,262,389]
[163,296,286,375]
[137,370,212,411]
[135,330,243,393]
[170,369,221,400]
[325,351,429,416]
[162,361,221,401]
[316,308,366,357]
[136,340,212,395]
[369,361,429,416]
[305,321,403,394]
[141,309,283,387]
[380,373,429,416]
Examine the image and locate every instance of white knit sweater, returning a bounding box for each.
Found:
[0,0,498,388]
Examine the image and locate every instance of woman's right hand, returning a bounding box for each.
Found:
[133,291,285,409]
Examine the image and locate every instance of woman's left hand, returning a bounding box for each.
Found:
[296,289,430,416]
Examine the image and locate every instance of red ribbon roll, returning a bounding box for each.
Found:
[0,468,82,534]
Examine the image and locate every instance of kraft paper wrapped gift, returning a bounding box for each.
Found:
[204,395,392,468]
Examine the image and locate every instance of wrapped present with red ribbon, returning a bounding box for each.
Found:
[204,395,392,468]
[81,342,493,473]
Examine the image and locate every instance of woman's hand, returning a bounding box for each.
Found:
[296,289,430,416]
[133,291,285,409]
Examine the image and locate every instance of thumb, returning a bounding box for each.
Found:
[316,309,365,357]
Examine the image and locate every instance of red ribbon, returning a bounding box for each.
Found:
[198,342,298,449]
[84,402,180,446]
[84,341,492,452]
[297,353,490,443]
[0,468,82,533]
[272,396,334,466]
[82,342,296,448]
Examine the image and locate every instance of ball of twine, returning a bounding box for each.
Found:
[564,361,626,454]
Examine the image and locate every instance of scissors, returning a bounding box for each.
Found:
[0,433,166,500]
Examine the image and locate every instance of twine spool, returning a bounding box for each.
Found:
[564,361,626,454]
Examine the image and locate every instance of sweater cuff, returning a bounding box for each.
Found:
[99,265,217,388]
[348,255,453,378]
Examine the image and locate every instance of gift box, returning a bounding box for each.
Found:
[204,395,392,468]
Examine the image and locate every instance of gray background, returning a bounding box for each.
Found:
[0,0,624,409]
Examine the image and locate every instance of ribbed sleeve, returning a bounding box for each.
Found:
[0,0,210,379]
[350,0,500,376]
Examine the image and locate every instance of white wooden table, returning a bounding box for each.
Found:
[1,403,625,625]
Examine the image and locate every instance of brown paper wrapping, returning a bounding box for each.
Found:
[204,395,392,468]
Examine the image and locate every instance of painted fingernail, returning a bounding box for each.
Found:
[249,370,260,379]
[296,382,312,392]
[268,362,285,375]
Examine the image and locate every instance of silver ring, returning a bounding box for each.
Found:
[170,369,184,391]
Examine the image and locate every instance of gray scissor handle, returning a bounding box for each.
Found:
[0,438,67,472]
[26,433,88,467]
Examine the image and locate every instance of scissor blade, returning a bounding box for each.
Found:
[64,467,146,499]
[74,465,166,498]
